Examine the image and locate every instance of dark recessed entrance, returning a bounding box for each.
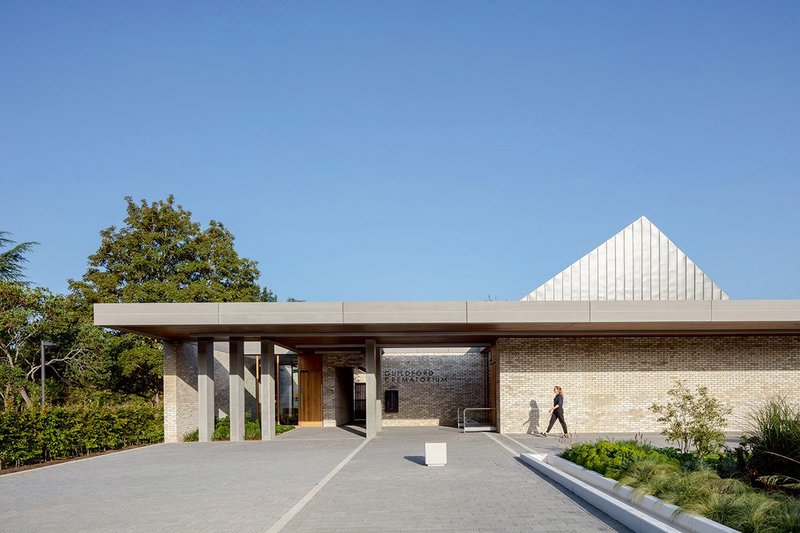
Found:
[353,380,366,421]
[334,366,367,426]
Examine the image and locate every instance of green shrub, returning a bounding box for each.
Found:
[183,416,294,442]
[649,444,738,475]
[617,459,682,494]
[761,498,800,533]
[565,440,800,532]
[619,456,798,533]
[0,404,163,468]
[650,380,731,456]
[561,440,677,480]
[742,396,800,494]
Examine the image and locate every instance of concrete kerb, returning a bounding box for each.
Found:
[520,453,680,533]
[521,453,737,533]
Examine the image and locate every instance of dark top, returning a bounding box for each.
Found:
[553,394,563,410]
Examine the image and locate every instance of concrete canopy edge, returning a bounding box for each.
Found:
[95,300,800,328]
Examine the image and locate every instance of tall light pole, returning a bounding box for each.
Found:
[40,341,56,407]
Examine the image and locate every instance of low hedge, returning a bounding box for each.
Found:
[0,404,163,468]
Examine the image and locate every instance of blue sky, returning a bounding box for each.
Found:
[2,1,798,301]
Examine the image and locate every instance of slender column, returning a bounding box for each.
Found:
[229,338,245,441]
[163,341,199,443]
[365,339,377,438]
[260,339,276,440]
[197,338,215,442]
[376,348,383,430]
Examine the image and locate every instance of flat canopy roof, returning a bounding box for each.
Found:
[94,300,800,352]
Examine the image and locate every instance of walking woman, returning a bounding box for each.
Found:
[541,386,568,437]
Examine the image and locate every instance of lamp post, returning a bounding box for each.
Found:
[40,341,56,407]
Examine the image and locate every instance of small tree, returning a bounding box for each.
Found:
[650,380,731,456]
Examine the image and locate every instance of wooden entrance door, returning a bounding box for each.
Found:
[298,354,323,426]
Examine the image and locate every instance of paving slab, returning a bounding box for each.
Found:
[1,427,634,532]
[0,437,362,533]
[284,427,630,532]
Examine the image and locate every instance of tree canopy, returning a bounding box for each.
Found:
[0,231,38,282]
[2,195,278,409]
[62,195,277,403]
[0,282,110,409]
[70,195,274,304]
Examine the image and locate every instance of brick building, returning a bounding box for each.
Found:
[98,216,800,442]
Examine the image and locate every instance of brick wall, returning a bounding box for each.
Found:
[213,347,229,419]
[163,341,198,443]
[382,348,486,427]
[496,335,800,434]
[319,349,487,427]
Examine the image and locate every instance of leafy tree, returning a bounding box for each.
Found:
[0,231,37,282]
[70,195,272,304]
[650,380,731,456]
[40,294,112,394]
[0,282,48,409]
[68,195,276,402]
[0,282,107,410]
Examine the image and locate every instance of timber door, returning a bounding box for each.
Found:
[298,354,323,426]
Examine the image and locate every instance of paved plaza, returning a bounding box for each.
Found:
[1,427,633,532]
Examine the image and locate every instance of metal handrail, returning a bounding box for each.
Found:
[461,407,497,432]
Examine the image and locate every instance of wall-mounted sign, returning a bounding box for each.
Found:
[383,369,448,384]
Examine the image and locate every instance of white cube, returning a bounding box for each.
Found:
[425,442,447,466]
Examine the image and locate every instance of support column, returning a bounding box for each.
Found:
[376,348,383,431]
[197,338,215,442]
[365,339,377,439]
[163,341,198,443]
[229,338,245,441]
[260,339,276,441]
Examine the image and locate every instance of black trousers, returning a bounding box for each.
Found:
[546,407,568,434]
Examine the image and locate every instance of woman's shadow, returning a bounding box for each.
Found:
[523,400,540,434]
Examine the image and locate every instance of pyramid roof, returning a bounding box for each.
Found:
[522,216,729,301]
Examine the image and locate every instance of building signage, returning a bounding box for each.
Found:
[383,369,447,384]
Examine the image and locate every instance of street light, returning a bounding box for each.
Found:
[40,341,56,407]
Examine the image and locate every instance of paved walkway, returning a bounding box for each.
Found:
[1,427,631,532]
